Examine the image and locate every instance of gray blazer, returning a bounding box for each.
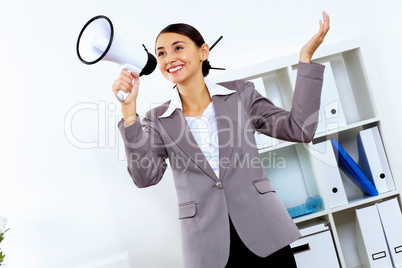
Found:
[119,61,325,268]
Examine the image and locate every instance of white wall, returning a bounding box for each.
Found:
[0,0,401,267]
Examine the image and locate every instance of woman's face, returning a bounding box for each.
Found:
[155,32,208,85]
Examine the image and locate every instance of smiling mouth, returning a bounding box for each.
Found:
[168,65,183,73]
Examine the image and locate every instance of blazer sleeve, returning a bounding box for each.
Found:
[118,113,169,188]
[238,61,325,143]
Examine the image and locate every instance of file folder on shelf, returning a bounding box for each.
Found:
[318,62,347,133]
[376,198,402,267]
[310,140,348,208]
[331,139,378,196]
[356,204,393,268]
[291,219,339,268]
[358,126,395,194]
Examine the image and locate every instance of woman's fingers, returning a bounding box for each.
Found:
[131,71,140,88]
[299,11,330,63]
[320,11,330,36]
[314,12,330,43]
[110,69,141,103]
[112,70,134,94]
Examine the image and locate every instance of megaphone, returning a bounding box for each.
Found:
[76,15,157,101]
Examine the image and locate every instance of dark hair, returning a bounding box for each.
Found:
[156,23,211,77]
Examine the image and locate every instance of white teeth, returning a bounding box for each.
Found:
[169,66,183,73]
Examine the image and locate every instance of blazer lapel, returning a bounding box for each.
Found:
[160,92,238,182]
[160,110,219,182]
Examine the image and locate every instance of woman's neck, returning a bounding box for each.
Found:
[177,75,212,117]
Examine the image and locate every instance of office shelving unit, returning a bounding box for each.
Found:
[210,36,401,268]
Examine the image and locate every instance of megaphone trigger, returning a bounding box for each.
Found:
[116,64,141,102]
[117,90,130,102]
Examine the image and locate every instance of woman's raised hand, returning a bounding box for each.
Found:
[300,11,330,63]
[112,69,140,126]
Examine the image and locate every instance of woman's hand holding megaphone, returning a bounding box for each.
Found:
[112,69,140,126]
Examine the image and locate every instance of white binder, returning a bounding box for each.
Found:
[356,204,393,268]
[318,62,347,133]
[249,77,279,149]
[377,198,402,267]
[292,61,347,134]
[310,140,348,208]
[291,219,340,268]
[357,126,395,194]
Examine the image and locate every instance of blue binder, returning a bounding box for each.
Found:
[331,139,378,196]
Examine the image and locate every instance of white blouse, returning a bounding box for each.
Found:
[185,101,220,179]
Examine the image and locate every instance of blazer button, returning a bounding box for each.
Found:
[216,181,223,190]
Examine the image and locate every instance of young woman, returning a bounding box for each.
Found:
[113,11,330,268]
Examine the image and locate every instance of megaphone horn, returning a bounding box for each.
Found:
[76,15,157,101]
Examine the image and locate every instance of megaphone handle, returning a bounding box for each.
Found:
[117,63,142,101]
[117,90,130,102]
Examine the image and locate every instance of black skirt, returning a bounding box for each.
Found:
[225,217,297,268]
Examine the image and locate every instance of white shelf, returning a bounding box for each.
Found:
[313,117,380,140]
[292,210,329,224]
[257,117,381,154]
[257,140,296,153]
[330,189,400,214]
[212,36,401,268]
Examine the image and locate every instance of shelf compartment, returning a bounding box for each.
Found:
[311,122,397,207]
[246,67,293,110]
[255,117,380,155]
[332,194,400,268]
[291,48,376,127]
[247,68,294,151]
[260,144,323,214]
